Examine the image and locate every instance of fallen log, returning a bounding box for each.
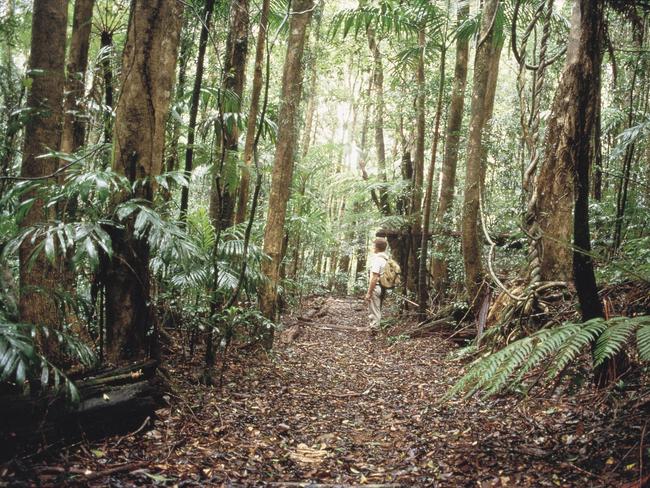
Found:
[0,360,167,460]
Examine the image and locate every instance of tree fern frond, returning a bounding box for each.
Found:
[593,317,637,366]
[446,315,650,400]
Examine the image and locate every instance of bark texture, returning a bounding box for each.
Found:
[210,0,250,231]
[461,0,500,307]
[431,2,469,294]
[18,0,68,341]
[533,3,587,282]
[61,0,94,156]
[105,0,183,364]
[235,0,270,225]
[259,0,314,334]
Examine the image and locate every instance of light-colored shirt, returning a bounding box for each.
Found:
[370,252,388,277]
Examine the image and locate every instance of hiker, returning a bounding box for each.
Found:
[364,237,389,333]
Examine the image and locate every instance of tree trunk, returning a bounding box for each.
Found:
[461,0,500,308]
[100,30,114,144]
[367,27,390,215]
[431,2,469,295]
[18,0,68,356]
[105,0,183,364]
[299,5,323,160]
[408,29,427,296]
[418,43,447,319]
[163,20,193,201]
[258,0,314,340]
[235,0,270,225]
[61,0,94,156]
[210,0,250,231]
[563,0,624,387]
[179,0,216,222]
[592,87,603,201]
[533,4,593,282]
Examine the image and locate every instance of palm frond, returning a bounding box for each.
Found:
[0,322,97,402]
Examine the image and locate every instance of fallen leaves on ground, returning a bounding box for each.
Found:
[3,297,648,487]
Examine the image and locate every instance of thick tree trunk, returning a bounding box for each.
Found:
[258,0,314,339]
[431,2,469,295]
[533,4,592,282]
[461,0,500,308]
[235,0,270,225]
[210,0,250,231]
[61,0,94,156]
[18,0,68,354]
[105,0,183,364]
[564,0,627,387]
[179,0,216,221]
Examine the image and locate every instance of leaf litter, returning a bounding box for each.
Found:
[3,297,648,487]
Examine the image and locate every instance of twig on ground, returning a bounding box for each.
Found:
[113,416,151,447]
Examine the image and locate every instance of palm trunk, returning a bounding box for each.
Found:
[408,28,426,296]
[259,0,314,342]
[100,30,114,144]
[105,0,183,364]
[163,21,193,198]
[179,0,216,221]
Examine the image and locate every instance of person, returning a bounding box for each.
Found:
[364,237,389,333]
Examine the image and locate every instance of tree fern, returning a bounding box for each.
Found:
[447,315,650,399]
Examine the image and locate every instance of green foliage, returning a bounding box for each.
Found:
[0,322,97,402]
[447,315,650,399]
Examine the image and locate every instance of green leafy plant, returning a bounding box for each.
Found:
[0,322,97,402]
[447,315,650,399]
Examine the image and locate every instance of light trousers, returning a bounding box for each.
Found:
[368,285,382,329]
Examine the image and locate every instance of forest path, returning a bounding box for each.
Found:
[27,297,632,486]
[152,296,608,486]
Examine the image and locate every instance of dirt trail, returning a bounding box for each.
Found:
[15,297,642,486]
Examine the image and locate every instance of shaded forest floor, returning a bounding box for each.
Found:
[5,297,649,487]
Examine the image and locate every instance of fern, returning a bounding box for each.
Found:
[447,315,650,399]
